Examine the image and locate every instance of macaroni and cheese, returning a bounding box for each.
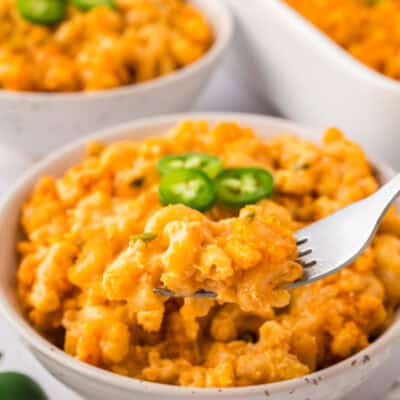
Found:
[17,121,400,387]
[286,0,400,80]
[0,0,213,91]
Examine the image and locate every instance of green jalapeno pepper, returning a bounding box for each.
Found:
[0,372,47,400]
[159,168,217,211]
[17,0,66,25]
[72,0,115,11]
[157,153,223,179]
[215,167,274,207]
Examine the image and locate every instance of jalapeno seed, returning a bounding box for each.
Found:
[159,168,217,211]
[157,153,223,178]
[216,167,274,207]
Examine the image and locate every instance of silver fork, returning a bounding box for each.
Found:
[154,174,400,297]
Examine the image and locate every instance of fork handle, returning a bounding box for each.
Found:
[366,173,400,222]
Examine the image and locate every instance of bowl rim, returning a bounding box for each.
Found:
[0,0,233,101]
[272,0,400,93]
[0,112,399,397]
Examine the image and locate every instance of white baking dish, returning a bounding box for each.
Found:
[225,0,400,168]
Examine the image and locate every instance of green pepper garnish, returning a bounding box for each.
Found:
[215,167,274,207]
[72,0,115,11]
[159,169,217,212]
[17,0,66,25]
[0,372,47,400]
[131,232,158,244]
[157,153,223,179]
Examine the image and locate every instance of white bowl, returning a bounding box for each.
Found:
[0,1,232,157]
[0,113,399,400]
[224,0,400,168]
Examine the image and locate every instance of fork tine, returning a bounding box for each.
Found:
[192,289,218,298]
[153,287,217,299]
[153,287,178,297]
[297,249,312,258]
[302,260,317,268]
[296,238,308,246]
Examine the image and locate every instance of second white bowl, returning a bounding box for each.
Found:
[0,0,232,156]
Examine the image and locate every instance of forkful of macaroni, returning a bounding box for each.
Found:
[151,170,400,298]
[131,202,304,311]
[103,152,304,313]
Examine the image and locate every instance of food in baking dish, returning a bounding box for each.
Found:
[286,0,400,80]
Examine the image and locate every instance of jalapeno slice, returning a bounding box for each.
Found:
[216,167,274,207]
[159,169,217,211]
[17,0,66,25]
[72,0,115,11]
[0,372,47,400]
[157,153,223,178]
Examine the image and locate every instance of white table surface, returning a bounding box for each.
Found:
[0,60,399,400]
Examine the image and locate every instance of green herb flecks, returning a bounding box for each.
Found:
[130,232,158,244]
